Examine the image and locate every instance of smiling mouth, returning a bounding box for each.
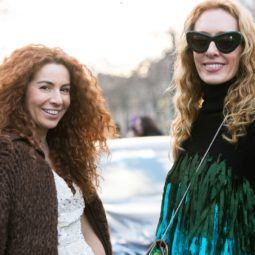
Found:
[204,63,225,71]
[42,109,60,116]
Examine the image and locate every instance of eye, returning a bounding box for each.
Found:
[39,85,50,91]
[61,86,71,94]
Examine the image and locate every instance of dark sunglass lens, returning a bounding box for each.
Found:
[216,33,241,53]
[187,33,209,53]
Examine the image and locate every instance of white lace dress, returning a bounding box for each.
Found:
[52,170,95,255]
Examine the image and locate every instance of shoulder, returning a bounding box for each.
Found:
[234,122,255,152]
[245,121,255,140]
[0,135,18,188]
[0,133,38,168]
[0,133,28,152]
[0,134,15,158]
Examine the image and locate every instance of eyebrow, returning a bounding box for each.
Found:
[37,81,54,85]
[36,81,71,86]
[196,30,234,35]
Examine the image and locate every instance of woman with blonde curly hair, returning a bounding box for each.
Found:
[0,44,116,255]
[150,0,255,254]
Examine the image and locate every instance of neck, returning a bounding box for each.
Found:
[35,128,48,154]
[201,77,237,113]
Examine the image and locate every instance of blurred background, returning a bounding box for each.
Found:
[0,0,254,136]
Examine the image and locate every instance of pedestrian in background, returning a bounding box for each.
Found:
[129,115,163,137]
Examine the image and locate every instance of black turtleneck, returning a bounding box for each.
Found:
[182,79,255,183]
[201,78,234,113]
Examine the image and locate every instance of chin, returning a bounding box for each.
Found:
[41,122,59,130]
[201,76,229,85]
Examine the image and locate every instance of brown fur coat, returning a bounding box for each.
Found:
[0,134,112,255]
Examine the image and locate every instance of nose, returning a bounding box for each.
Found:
[205,41,220,57]
[50,89,63,105]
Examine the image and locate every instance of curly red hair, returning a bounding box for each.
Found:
[0,44,116,201]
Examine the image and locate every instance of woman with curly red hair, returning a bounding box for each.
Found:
[0,44,115,255]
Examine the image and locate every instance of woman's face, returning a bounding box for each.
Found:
[25,63,71,137]
[193,8,242,84]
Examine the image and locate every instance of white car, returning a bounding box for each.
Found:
[99,136,172,255]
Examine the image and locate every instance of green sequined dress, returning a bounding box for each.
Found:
[155,81,255,254]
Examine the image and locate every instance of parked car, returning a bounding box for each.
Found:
[98,136,172,255]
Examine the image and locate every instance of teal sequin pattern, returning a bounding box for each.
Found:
[155,154,255,254]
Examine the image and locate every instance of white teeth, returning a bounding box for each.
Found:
[205,63,223,68]
[204,63,224,71]
[43,109,59,115]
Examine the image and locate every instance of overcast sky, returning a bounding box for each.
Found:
[0,0,250,75]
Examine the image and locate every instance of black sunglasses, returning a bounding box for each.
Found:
[186,31,243,54]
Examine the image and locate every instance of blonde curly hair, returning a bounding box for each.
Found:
[171,0,255,159]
